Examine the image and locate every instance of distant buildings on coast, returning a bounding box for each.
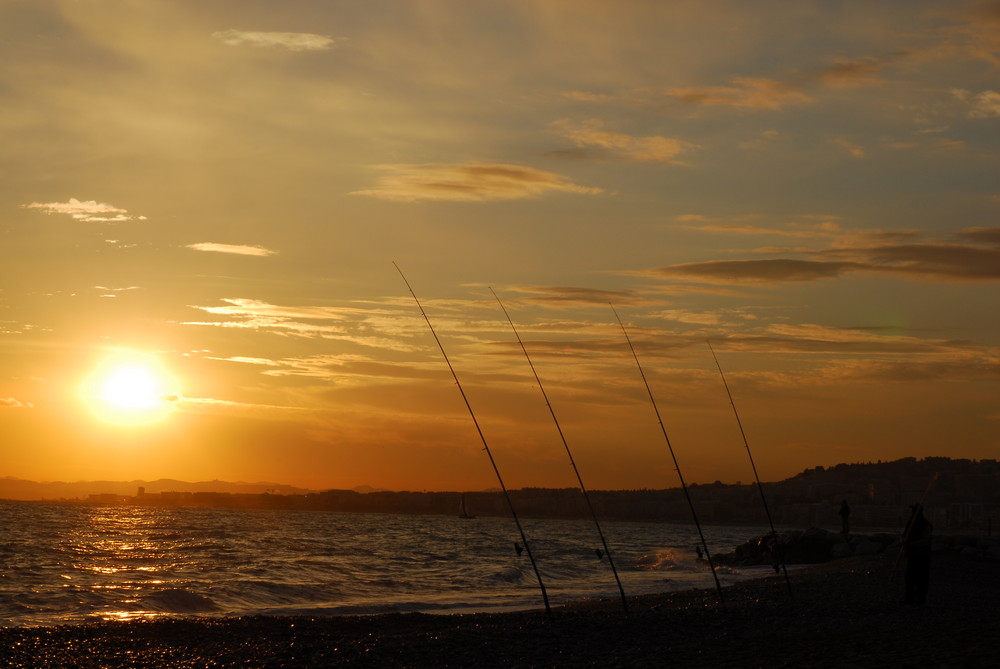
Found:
[66,457,1000,533]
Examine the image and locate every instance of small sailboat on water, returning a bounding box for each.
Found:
[458,494,476,519]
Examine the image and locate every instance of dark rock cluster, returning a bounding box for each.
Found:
[718,527,1000,566]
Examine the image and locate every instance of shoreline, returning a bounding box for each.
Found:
[1,552,997,667]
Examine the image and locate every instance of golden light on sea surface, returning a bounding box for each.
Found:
[81,352,181,426]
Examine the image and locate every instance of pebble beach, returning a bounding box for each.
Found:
[1,550,996,668]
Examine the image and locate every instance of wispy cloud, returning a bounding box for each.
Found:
[351,163,603,202]
[817,56,887,88]
[205,356,284,367]
[186,298,348,337]
[1,397,31,409]
[959,227,1000,245]
[739,129,780,149]
[178,395,309,416]
[95,285,140,298]
[833,138,866,158]
[23,198,146,223]
[952,89,1000,118]
[187,242,277,257]
[550,119,697,163]
[560,90,614,103]
[673,214,844,239]
[706,329,1000,389]
[182,315,338,337]
[667,77,812,110]
[653,309,724,326]
[196,352,439,385]
[185,298,417,351]
[211,30,337,52]
[501,285,639,307]
[912,5,1000,68]
[261,355,440,382]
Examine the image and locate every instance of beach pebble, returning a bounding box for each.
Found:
[854,539,884,556]
[831,542,852,558]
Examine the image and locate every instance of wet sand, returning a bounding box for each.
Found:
[1,551,996,667]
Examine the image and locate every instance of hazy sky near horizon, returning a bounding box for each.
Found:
[2,1,998,492]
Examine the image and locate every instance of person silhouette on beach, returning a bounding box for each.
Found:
[903,503,932,605]
[839,500,851,537]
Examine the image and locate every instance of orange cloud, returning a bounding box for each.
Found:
[959,227,1000,245]
[963,89,1000,118]
[833,138,866,158]
[673,214,844,239]
[667,77,812,110]
[561,90,613,103]
[550,119,697,163]
[817,57,887,88]
[352,163,603,202]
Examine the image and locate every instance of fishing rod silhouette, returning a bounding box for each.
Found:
[394,263,551,615]
[492,287,629,614]
[707,340,794,601]
[612,305,725,605]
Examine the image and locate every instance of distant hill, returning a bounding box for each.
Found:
[0,477,318,501]
[3,457,998,529]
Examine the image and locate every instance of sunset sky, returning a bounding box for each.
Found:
[2,1,998,493]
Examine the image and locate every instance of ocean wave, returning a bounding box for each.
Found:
[141,588,220,613]
[0,502,763,625]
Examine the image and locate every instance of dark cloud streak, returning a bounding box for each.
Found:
[650,259,861,283]
[646,228,1000,284]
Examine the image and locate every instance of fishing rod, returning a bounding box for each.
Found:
[707,340,794,600]
[393,263,551,615]
[491,287,629,614]
[611,305,725,605]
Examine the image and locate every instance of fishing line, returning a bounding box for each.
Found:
[707,340,794,600]
[393,263,551,614]
[491,287,629,614]
[611,304,725,605]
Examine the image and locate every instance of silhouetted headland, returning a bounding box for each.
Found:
[5,457,997,532]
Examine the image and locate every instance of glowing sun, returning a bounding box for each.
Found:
[82,352,180,424]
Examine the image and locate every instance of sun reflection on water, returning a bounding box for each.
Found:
[63,506,180,622]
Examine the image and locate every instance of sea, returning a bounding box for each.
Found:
[0,500,777,627]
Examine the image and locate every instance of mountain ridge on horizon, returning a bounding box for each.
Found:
[1,456,992,502]
[0,477,323,501]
